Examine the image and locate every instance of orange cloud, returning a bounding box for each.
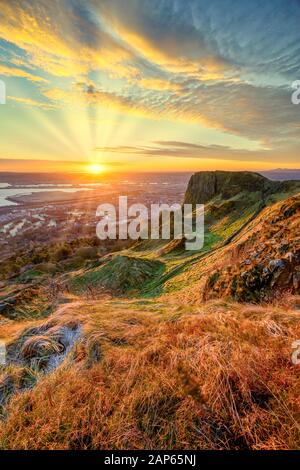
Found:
[0,1,136,79]
[42,83,223,133]
[97,7,232,79]
[8,95,57,109]
[0,63,48,82]
[135,77,182,92]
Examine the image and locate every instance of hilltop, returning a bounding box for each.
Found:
[159,171,300,303]
[185,170,300,205]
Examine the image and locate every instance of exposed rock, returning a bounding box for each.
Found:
[184,171,273,205]
[185,170,299,204]
[7,319,81,371]
[21,335,64,362]
[269,259,285,270]
[204,194,300,302]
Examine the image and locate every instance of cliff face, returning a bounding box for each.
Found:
[203,193,300,302]
[184,170,300,205]
[178,171,300,302]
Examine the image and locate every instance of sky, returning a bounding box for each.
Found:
[0,0,299,173]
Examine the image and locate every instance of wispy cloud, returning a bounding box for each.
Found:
[0,63,48,82]
[94,139,300,164]
[8,95,57,109]
[43,79,300,149]
[0,0,135,78]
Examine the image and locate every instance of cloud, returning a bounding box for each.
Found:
[0,0,299,158]
[0,63,48,83]
[94,141,263,161]
[134,77,182,92]
[96,0,300,84]
[43,79,300,149]
[96,0,234,77]
[94,139,300,164]
[0,158,125,172]
[0,0,135,78]
[8,95,57,109]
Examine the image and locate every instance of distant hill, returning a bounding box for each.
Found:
[260,169,300,181]
[181,171,300,254]
[184,170,300,205]
[154,171,300,303]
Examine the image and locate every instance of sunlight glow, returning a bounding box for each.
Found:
[87,163,105,174]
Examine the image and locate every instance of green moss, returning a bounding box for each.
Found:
[18,269,46,282]
[70,255,165,295]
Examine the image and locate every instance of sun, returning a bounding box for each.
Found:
[87,163,105,174]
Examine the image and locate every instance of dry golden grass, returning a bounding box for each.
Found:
[1,298,300,450]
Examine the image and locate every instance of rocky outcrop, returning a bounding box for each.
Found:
[184,170,300,205]
[0,318,81,408]
[6,319,81,371]
[204,194,300,302]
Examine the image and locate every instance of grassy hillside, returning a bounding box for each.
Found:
[69,255,165,295]
[158,193,300,303]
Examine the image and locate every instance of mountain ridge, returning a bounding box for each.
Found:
[184,170,300,205]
